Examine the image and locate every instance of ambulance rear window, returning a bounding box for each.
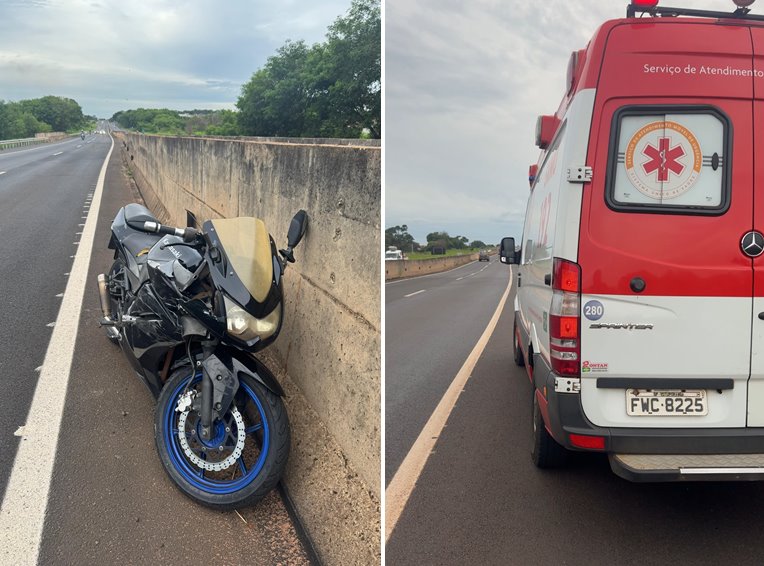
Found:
[606,106,730,215]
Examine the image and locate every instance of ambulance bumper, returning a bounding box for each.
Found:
[533,353,764,480]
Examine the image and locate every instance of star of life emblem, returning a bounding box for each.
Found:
[624,121,702,200]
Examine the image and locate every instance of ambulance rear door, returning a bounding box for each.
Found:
[577,21,754,429]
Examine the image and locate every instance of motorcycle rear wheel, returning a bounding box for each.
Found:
[154,366,290,510]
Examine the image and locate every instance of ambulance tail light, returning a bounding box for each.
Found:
[550,258,581,377]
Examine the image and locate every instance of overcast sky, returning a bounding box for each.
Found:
[0,0,351,118]
[385,0,748,246]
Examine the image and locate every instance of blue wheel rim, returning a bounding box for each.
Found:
[163,372,270,495]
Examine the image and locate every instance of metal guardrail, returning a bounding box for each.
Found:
[0,137,47,150]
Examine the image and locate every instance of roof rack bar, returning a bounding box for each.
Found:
[626,4,764,22]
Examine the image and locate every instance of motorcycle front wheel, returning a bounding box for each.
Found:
[154,366,290,510]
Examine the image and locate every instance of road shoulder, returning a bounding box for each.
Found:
[37,139,314,566]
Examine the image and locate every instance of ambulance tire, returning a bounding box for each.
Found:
[513,318,525,367]
[531,390,567,469]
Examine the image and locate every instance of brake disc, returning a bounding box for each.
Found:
[176,400,246,472]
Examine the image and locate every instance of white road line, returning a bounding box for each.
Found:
[385,268,513,542]
[0,141,72,158]
[0,171,5,175]
[457,270,481,281]
[0,134,113,564]
[52,151,63,156]
[403,289,426,298]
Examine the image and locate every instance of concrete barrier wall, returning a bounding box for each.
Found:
[116,132,380,565]
[385,253,479,280]
[34,131,68,140]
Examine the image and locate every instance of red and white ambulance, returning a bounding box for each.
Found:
[500,0,764,480]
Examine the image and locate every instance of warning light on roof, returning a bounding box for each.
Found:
[631,0,659,6]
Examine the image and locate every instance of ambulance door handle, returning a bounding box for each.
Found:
[544,274,551,286]
[758,312,764,320]
[518,273,522,287]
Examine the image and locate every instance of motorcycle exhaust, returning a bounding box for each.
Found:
[97,274,111,318]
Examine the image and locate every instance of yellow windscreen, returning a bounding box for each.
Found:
[211,217,273,303]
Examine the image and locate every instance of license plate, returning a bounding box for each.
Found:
[626,389,707,416]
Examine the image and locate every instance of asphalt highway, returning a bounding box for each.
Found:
[385,258,508,484]
[386,260,764,565]
[0,131,311,565]
[0,134,107,503]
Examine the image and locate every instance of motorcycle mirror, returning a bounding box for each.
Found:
[186,210,198,229]
[287,210,308,248]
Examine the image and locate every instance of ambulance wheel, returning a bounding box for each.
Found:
[513,318,525,367]
[531,390,567,469]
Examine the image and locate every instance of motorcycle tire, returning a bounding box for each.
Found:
[154,366,290,510]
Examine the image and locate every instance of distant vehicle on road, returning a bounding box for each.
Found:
[385,249,404,261]
[478,250,489,262]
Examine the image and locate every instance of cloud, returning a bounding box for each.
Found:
[0,0,352,117]
[385,0,739,245]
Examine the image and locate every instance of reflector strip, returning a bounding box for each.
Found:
[569,434,605,450]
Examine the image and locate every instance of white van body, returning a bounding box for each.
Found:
[503,2,764,480]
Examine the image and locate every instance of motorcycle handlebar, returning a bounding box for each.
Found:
[142,221,199,242]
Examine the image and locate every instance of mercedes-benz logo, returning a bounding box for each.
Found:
[741,231,764,258]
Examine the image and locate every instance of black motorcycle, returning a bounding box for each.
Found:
[97,203,307,509]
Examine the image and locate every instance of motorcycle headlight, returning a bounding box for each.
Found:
[223,296,281,341]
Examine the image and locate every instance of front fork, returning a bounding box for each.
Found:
[195,339,240,442]
[199,341,216,441]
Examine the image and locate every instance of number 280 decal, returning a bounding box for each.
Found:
[583,300,604,321]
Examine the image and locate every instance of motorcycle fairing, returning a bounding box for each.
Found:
[203,219,283,320]
[120,283,184,397]
[211,217,272,302]
[214,346,286,397]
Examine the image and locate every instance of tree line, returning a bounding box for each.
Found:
[237,0,380,138]
[110,108,239,136]
[386,225,488,252]
[0,96,92,140]
[111,0,380,139]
